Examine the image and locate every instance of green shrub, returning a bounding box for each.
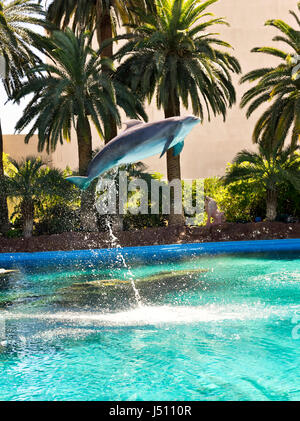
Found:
[205,162,300,223]
[204,173,265,223]
[4,228,23,239]
[5,161,81,237]
[35,204,81,235]
[277,182,300,218]
[123,170,168,230]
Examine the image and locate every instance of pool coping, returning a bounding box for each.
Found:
[0,238,300,269]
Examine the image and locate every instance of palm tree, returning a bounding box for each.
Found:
[12,28,145,231]
[46,0,156,53]
[0,121,8,234]
[0,156,74,238]
[46,0,155,142]
[115,0,241,225]
[241,2,300,149]
[222,141,300,221]
[0,0,45,234]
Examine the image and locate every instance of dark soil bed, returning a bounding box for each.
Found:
[1,222,300,253]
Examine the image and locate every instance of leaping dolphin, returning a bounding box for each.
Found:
[66,115,201,190]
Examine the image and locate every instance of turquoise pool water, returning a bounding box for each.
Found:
[0,249,299,401]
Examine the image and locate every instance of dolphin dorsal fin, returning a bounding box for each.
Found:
[123,120,144,131]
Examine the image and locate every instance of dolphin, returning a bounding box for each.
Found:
[66,115,201,190]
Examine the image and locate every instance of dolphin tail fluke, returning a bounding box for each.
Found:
[66,176,91,191]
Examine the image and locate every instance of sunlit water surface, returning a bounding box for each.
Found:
[0,250,299,401]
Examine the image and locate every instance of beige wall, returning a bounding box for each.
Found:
[3,0,298,178]
[140,0,297,179]
[3,135,52,164]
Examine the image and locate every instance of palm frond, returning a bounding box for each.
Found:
[241,3,300,149]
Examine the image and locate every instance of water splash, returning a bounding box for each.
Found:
[106,219,142,307]
[0,303,290,327]
[95,168,142,307]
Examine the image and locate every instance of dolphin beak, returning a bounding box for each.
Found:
[189,116,201,126]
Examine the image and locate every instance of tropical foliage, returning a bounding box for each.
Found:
[205,176,265,223]
[34,165,81,236]
[0,156,77,238]
[241,2,300,148]
[115,0,241,225]
[46,0,155,141]
[13,29,119,160]
[12,28,145,231]
[47,0,156,48]
[2,0,300,238]
[0,0,45,234]
[222,141,300,221]
[0,0,46,94]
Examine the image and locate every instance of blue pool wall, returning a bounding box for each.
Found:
[0,239,300,270]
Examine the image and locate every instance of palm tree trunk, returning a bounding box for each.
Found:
[0,120,9,235]
[95,3,121,233]
[95,2,118,144]
[164,94,185,226]
[21,200,34,239]
[96,3,113,59]
[77,116,98,232]
[266,189,277,221]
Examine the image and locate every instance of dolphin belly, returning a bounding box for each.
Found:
[118,140,164,164]
[117,135,182,165]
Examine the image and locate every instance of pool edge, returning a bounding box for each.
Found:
[0,238,300,268]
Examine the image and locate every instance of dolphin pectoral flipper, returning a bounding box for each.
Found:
[160,135,175,158]
[173,141,184,157]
